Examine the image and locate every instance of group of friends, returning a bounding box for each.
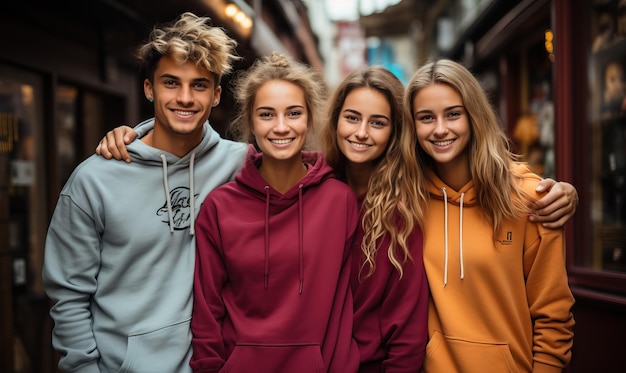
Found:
[42,12,578,373]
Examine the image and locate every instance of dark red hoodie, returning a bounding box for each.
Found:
[351,195,429,372]
[191,146,360,373]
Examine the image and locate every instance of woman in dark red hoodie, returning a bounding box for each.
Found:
[190,52,360,373]
[320,66,429,372]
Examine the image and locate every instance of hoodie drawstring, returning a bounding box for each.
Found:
[459,192,465,280]
[442,188,449,287]
[189,152,196,236]
[262,184,305,294]
[442,187,465,287]
[298,184,304,294]
[264,186,271,289]
[161,154,175,233]
[160,152,196,235]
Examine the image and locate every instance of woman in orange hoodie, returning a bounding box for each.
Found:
[404,59,574,373]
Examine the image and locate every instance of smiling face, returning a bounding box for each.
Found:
[144,55,221,152]
[252,79,308,162]
[336,87,392,168]
[413,83,471,179]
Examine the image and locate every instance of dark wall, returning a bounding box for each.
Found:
[569,295,626,372]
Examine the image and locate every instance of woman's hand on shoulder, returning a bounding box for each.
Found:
[95,125,137,163]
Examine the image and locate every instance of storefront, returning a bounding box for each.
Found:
[0,12,135,368]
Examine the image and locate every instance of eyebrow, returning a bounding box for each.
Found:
[255,104,305,111]
[415,105,464,114]
[158,74,213,84]
[343,108,390,121]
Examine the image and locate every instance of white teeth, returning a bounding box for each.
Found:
[270,138,293,144]
[349,141,370,148]
[434,140,454,146]
[174,110,194,116]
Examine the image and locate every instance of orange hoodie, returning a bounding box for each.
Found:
[421,165,574,373]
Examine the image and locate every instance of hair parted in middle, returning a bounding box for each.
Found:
[228,51,327,149]
[136,12,240,87]
[320,65,428,279]
[404,58,531,233]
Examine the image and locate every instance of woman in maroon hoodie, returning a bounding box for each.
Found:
[320,66,429,372]
[189,52,360,373]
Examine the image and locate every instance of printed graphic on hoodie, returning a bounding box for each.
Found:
[157,186,198,230]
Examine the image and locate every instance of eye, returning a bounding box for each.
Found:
[163,79,179,87]
[192,82,209,90]
[447,111,462,119]
[417,114,434,122]
[287,110,303,117]
[258,111,275,119]
[370,119,388,128]
[343,114,360,122]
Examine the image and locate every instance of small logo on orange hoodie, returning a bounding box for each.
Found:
[498,231,513,245]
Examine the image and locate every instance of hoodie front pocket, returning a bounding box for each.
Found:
[119,318,192,373]
[424,330,517,373]
[221,343,326,373]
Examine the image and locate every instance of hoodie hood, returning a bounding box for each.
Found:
[236,146,335,203]
[126,118,223,167]
[126,118,234,235]
[236,146,335,293]
[425,168,477,206]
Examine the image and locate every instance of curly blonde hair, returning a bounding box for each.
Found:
[136,12,240,86]
[404,59,531,233]
[228,52,327,148]
[321,66,428,279]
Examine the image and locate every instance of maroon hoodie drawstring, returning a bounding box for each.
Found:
[262,184,305,294]
[298,184,304,294]
[264,185,270,289]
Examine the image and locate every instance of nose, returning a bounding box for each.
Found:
[354,121,369,140]
[273,115,290,133]
[433,118,449,137]
[177,86,194,105]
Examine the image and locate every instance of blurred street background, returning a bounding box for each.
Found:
[1,0,625,372]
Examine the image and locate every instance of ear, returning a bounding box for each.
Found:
[212,86,222,107]
[143,79,154,102]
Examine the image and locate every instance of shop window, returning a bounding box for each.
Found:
[56,85,78,185]
[55,83,125,185]
[0,63,50,373]
[509,34,556,179]
[587,0,626,275]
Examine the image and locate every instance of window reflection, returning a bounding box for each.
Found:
[589,0,626,273]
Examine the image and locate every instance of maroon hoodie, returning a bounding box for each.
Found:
[351,195,429,372]
[191,146,360,373]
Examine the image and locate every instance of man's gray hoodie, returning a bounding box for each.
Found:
[42,119,247,373]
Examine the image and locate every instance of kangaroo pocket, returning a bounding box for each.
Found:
[423,330,517,373]
[220,343,326,373]
[119,318,192,373]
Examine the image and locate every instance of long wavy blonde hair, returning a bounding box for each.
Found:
[404,59,531,233]
[321,66,428,279]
